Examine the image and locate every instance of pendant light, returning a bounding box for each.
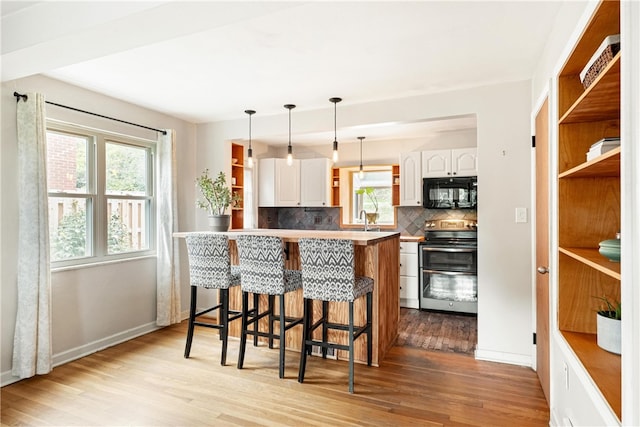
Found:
[245,109,256,168]
[329,97,342,162]
[358,136,365,179]
[284,104,296,166]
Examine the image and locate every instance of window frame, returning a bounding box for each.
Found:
[47,120,156,269]
[343,165,396,226]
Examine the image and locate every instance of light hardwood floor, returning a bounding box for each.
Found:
[1,321,549,426]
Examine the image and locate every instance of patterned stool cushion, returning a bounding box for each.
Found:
[298,238,374,302]
[185,233,241,289]
[236,234,302,295]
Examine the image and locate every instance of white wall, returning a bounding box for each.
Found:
[267,128,477,166]
[531,0,591,106]
[1,75,198,385]
[196,80,534,365]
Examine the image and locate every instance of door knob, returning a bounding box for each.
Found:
[537,266,549,274]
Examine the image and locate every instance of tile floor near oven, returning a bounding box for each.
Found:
[396,308,478,356]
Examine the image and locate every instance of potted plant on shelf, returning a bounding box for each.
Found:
[356,187,379,224]
[196,169,240,231]
[594,295,621,355]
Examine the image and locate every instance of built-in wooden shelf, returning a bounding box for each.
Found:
[559,54,620,125]
[331,167,340,207]
[392,164,400,206]
[559,147,620,179]
[231,143,245,230]
[559,247,621,280]
[556,0,621,421]
[560,331,621,420]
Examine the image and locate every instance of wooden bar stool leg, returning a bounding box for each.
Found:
[298,298,310,383]
[253,293,259,347]
[184,286,197,358]
[321,300,329,358]
[367,291,373,366]
[348,301,355,393]
[220,289,229,366]
[279,294,286,378]
[268,295,275,349]
[238,291,249,369]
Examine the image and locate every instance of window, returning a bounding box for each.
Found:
[351,168,394,224]
[46,122,155,266]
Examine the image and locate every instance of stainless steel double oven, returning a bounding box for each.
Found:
[419,220,477,313]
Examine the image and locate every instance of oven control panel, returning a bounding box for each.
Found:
[424,219,477,230]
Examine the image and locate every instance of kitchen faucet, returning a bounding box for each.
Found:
[359,209,368,231]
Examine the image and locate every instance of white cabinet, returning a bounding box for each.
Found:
[259,158,331,207]
[275,158,300,206]
[399,241,419,309]
[399,152,422,206]
[300,158,331,207]
[422,148,478,178]
[258,158,300,207]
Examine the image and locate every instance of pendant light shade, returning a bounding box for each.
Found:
[358,136,365,179]
[329,97,342,162]
[245,109,255,168]
[284,104,296,166]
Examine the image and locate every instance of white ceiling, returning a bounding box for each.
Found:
[2,1,567,145]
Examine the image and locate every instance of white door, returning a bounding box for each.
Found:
[300,158,331,206]
[452,148,478,177]
[421,149,451,177]
[399,152,422,206]
[275,158,300,206]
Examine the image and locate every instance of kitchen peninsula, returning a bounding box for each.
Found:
[175,229,400,366]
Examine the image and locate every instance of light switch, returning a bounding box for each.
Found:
[515,207,527,223]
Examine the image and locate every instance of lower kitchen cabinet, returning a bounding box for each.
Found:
[399,241,419,308]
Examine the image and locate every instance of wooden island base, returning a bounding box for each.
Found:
[176,230,400,366]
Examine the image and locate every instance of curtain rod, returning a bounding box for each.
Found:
[13,92,167,135]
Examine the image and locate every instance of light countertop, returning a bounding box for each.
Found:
[399,235,424,242]
[174,228,400,246]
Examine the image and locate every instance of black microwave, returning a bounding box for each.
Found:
[423,176,477,209]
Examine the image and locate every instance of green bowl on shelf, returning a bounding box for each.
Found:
[599,237,621,262]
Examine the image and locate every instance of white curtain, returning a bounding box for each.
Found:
[156,129,181,325]
[12,93,53,378]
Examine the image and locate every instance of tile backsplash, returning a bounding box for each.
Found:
[258,206,477,236]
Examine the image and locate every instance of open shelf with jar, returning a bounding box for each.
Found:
[230,142,244,230]
[556,0,621,419]
[392,164,400,206]
[331,167,340,206]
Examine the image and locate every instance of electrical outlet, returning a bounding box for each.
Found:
[515,207,527,223]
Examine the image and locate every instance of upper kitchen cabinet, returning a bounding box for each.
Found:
[258,157,331,207]
[300,158,332,207]
[399,152,422,206]
[422,148,478,178]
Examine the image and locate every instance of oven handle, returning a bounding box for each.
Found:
[421,246,477,253]
[422,269,476,276]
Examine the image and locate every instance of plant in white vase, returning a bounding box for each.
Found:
[356,187,379,224]
[196,169,240,231]
[594,295,621,355]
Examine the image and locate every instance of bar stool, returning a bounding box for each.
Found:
[297,238,373,393]
[184,233,243,366]
[235,234,303,378]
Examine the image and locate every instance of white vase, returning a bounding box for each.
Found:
[596,312,621,355]
[208,215,230,232]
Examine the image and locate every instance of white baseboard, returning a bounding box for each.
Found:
[2,320,162,387]
[474,348,532,367]
[400,299,419,309]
